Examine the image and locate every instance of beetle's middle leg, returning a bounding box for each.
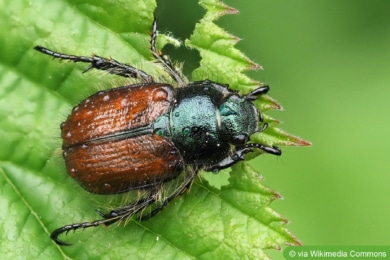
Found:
[99,169,197,222]
[138,169,198,221]
[96,188,161,222]
[34,46,153,82]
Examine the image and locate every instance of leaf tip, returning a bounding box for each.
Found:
[199,0,239,21]
[273,192,283,200]
[249,61,262,71]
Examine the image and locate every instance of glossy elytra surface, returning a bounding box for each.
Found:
[61,84,183,194]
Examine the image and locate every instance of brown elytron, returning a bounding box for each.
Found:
[61,84,183,194]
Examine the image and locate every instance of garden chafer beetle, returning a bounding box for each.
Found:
[34,19,281,246]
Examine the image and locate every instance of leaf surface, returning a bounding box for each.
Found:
[0,0,308,258]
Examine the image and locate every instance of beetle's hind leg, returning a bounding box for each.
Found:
[50,189,159,246]
[50,171,198,246]
[138,170,197,221]
[51,217,113,246]
[150,19,186,86]
[34,46,153,82]
[96,189,160,221]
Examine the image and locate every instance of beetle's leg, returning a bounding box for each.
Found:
[204,148,253,172]
[204,144,281,172]
[243,143,282,156]
[96,189,159,221]
[51,189,159,246]
[34,46,153,82]
[51,170,197,246]
[244,85,270,123]
[50,216,119,246]
[137,196,172,221]
[139,169,197,221]
[99,169,196,223]
[150,19,186,86]
[244,85,270,101]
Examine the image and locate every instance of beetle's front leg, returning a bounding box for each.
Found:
[204,147,253,172]
[205,144,282,172]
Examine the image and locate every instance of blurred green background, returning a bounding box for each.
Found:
[158,0,390,249]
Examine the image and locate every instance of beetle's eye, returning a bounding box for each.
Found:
[220,105,236,116]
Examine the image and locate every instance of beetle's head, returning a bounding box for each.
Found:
[219,95,260,145]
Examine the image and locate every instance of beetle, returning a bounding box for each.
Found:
[34,20,281,246]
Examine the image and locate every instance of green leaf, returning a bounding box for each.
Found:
[0,0,309,259]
